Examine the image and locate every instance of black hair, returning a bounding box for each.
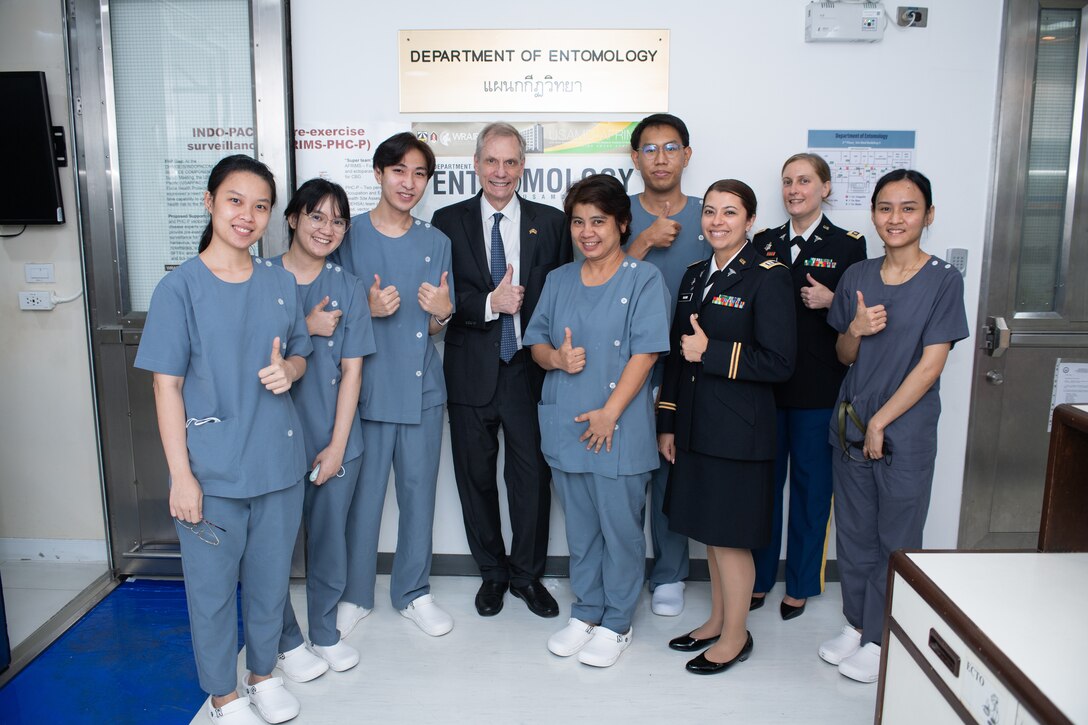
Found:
[630,113,690,150]
[284,178,351,245]
[373,132,437,179]
[564,174,633,245]
[703,179,757,219]
[871,169,933,210]
[198,155,276,252]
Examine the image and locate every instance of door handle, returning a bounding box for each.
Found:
[986,370,1004,385]
[982,316,1010,357]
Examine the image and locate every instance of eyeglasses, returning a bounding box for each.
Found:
[841,441,893,466]
[177,518,227,546]
[305,211,350,232]
[638,142,684,158]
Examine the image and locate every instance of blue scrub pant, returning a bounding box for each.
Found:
[552,469,649,633]
[281,455,363,649]
[753,408,834,598]
[646,456,690,590]
[832,453,934,645]
[343,405,443,610]
[176,481,304,697]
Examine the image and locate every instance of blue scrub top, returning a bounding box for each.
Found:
[270,257,376,465]
[627,194,709,389]
[524,257,670,478]
[135,255,313,498]
[827,256,969,460]
[334,212,455,424]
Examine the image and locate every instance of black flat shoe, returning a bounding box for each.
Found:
[510,580,560,618]
[685,631,754,675]
[749,595,766,611]
[474,580,508,617]
[668,631,722,652]
[780,600,806,620]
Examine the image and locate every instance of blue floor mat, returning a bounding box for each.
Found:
[0,579,242,725]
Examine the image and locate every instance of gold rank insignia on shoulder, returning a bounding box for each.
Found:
[738,257,747,265]
[760,259,786,270]
[529,228,538,235]
[847,230,862,239]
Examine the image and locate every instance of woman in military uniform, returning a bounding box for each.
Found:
[657,179,795,674]
[750,153,867,620]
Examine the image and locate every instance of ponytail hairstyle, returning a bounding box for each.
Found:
[198,155,277,252]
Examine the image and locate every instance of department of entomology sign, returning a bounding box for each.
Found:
[399,29,669,113]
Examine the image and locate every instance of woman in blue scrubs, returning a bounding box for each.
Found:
[818,169,968,683]
[333,133,457,637]
[524,174,670,669]
[136,155,312,725]
[270,179,376,682]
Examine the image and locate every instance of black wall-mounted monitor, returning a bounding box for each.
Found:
[0,71,65,225]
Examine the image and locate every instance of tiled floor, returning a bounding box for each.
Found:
[1,560,109,649]
[188,576,877,724]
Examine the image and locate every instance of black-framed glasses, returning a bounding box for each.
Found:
[177,518,227,546]
[841,441,893,466]
[305,211,350,233]
[638,142,684,157]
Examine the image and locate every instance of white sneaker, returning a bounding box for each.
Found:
[651,581,685,616]
[206,696,263,724]
[839,642,881,683]
[818,625,862,665]
[547,618,597,657]
[336,602,372,640]
[311,640,360,671]
[241,674,300,724]
[578,625,633,667]
[399,593,454,636]
[274,643,328,683]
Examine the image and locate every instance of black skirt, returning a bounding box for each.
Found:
[665,449,774,549]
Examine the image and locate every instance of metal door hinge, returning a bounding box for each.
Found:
[982,316,1010,357]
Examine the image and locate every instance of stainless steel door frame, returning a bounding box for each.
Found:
[67,0,294,575]
[960,0,1088,549]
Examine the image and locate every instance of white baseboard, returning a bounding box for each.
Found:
[0,538,107,563]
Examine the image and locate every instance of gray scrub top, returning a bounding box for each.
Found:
[270,257,376,465]
[334,212,455,424]
[523,257,670,478]
[827,256,969,460]
[135,255,313,498]
[626,194,709,389]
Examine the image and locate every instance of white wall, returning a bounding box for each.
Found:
[291,0,1004,557]
[0,1,1003,565]
[0,0,106,550]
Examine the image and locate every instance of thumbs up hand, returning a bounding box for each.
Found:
[848,290,887,337]
[555,326,586,374]
[800,273,834,310]
[681,314,709,362]
[644,200,681,250]
[490,264,525,315]
[369,274,400,318]
[418,271,453,319]
[259,337,296,394]
[306,295,344,337]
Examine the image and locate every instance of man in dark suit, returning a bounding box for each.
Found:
[431,122,571,618]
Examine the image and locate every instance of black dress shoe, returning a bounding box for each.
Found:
[668,630,722,652]
[749,595,766,611]
[780,599,806,621]
[510,580,559,618]
[475,580,508,617]
[685,631,754,675]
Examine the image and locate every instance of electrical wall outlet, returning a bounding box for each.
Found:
[897,6,928,27]
[18,291,55,311]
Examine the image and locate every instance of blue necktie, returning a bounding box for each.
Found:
[491,212,517,362]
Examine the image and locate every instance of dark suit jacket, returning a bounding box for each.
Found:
[753,215,867,409]
[657,242,796,461]
[431,193,572,407]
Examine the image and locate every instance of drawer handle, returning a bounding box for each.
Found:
[928,628,960,677]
